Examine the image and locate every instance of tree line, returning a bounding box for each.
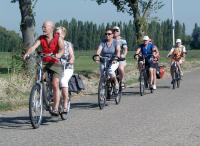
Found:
[1,18,200,53]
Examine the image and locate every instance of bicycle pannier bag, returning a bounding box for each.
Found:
[68,74,85,93]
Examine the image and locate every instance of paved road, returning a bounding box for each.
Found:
[0,69,200,146]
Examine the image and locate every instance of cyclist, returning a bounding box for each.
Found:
[23,20,65,116]
[112,26,128,88]
[167,38,187,79]
[56,26,74,113]
[96,28,120,94]
[135,35,160,90]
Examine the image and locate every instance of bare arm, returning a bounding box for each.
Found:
[23,39,41,60]
[153,46,160,58]
[96,45,102,56]
[116,44,120,58]
[167,48,174,57]
[56,37,65,58]
[68,44,75,64]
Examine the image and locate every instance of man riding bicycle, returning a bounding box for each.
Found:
[167,38,187,81]
[96,28,120,94]
[113,26,128,88]
[23,20,65,116]
[135,35,160,90]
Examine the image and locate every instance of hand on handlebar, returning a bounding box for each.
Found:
[23,53,30,60]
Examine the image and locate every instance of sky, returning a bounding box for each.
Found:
[1,0,200,35]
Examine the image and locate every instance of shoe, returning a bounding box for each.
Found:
[153,84,156,90]
[121,82,126,89]
[62,108,68,114]
[180,71,183,76]
[114,84,119,94]
[51,109,59,116]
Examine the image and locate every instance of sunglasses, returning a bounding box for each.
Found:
[105,33,112,36]
[113,29,119,32]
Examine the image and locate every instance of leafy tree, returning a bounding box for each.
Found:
[191,23,200,49]
[94,0,164,43]
[0,26,22,52]
[11,0,37,74]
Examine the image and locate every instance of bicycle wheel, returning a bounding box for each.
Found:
[29,84,43,129]
[176,71,181,88]
[115,82,122,104]
[172,72,176,89]
[98,79,107,110]
[139,71,145,96]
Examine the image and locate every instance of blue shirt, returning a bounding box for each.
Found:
[140,43,154,58]
[100,39,118,58]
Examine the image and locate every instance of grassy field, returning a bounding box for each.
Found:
[0,50,200,111]
[0,49,200,76]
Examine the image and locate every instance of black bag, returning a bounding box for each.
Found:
[156,65,161,79]
[68,74,85,93]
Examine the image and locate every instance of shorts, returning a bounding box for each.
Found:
[43,62,63,78]
[145,59,158,69]
[119,60,126,66]
[100,62,119,77]
[60,69,73,88]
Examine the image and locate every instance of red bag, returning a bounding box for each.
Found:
[156,65,165,79]
[159,65,165,79]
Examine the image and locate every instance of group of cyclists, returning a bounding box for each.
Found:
[23,20,187,116]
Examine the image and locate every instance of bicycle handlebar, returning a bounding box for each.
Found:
[92,54,121,62]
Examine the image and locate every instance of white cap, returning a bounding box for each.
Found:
[176,39,182,43]
[113,26,120,32]
[143,35,149,41]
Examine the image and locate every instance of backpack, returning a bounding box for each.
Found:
[68,74,85,93]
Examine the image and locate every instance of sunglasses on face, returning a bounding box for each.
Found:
[113,29,119,32]
[105,33,112,36]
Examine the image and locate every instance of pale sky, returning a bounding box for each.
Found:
[1,0,199,35]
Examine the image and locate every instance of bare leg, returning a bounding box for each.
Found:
[149,68,154,86]
[119,64,125,81]
[62,87,69,110]
[52,77,60,111]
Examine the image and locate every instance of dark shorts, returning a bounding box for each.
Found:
[145,59,158,69]
[43,62,63,78]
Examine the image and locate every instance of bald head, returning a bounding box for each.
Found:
[42,20,55,36]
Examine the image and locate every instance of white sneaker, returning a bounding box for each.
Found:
[153,84,156,90]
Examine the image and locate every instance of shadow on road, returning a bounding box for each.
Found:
[0,115,61,130]
[71,102,98,109]
[157,85,171,89]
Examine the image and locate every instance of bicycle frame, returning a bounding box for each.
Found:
[171,61,181,89]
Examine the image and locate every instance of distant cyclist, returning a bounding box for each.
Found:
[113,26,128,88]
[135,35,160,90]
[167,38,187,79]
[56,26,74,113]
[96,28,120,94]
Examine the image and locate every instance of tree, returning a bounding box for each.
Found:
[191,23,200,49]
[95,0,164,43]
[11,0,37,74]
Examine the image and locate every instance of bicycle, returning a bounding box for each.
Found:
[170,61,181,89]
[93,55,121,109]
[28,52,71,129]
[134,54,154,96]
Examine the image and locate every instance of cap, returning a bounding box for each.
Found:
[143,36,149,41]
[176,39,181,43]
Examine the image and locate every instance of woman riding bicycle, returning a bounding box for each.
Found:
[56,26,74,113]
[135,35,160,90]
[96,28,120,94]
[23,20,65,116]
